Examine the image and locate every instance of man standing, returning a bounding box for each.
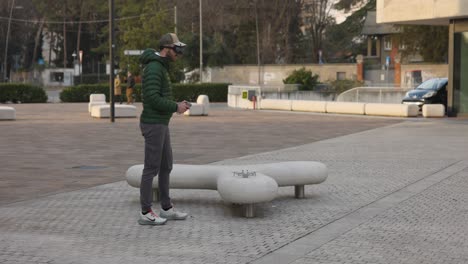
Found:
[126,71,135,104]
[137,33,191,226]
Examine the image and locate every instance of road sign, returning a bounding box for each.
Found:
[124,50,144,56]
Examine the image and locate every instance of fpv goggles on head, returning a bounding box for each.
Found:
[161,45,185,55]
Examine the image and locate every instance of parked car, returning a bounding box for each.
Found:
[402,78,448,108]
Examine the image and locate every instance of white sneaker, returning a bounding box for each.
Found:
[159,207,188,220]
[138,210,167,225]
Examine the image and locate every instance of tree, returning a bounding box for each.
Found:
[396,25,448,63]
[302,0,336,63]
[165,0,305,65]
[323,0,375,62]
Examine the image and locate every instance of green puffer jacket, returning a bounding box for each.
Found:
[139,49,178,125]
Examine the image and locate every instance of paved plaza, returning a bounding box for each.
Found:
[1,103,468,264]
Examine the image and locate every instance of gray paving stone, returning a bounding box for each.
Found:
[1,105,468,263]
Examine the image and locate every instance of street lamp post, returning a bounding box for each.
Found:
[254,0,261,85]
[3,0,20,82]
[72,51,77,84]
[199,0,203,83]
[109,0,115,122]
[79,50,83,84]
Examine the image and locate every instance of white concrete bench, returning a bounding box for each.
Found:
[0,106,16,120]
[326,102,366,115]
[91,104,137,118]
[88,94,107,113]
[259,99,292,111]
[126,161,327,217]
[422,104,445,117]
[291,100,327,113]
[365,103,419,117]
[184,95,210,116]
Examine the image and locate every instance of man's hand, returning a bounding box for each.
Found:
[176,101,191,114]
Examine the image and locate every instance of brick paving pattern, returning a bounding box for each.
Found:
[1,103,468,264]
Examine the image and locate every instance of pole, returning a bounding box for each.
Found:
[3,0,15,82]
[254,0,260,85]
[174,5,177,35]
[79,62,82,83]
[199,0,203,83]
[109,0,115,122]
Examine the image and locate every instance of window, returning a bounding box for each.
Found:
[337,72,346,80]
[383,36,392,51]
[399,42,407,50]
[50,72,64,82]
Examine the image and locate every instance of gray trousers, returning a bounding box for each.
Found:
[140,123,173,212]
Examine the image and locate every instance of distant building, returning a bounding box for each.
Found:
[377,0,468,117]
[361,11,423,66]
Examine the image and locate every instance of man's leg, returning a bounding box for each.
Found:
[158,126,173,210]
[126,88,133,104]
[140,123,167,212]
[158,127,188,220]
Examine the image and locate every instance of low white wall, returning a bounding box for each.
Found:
[227,86,446,118]
[260,99,292,111]
[291,100,327,113]
[422,104,445,117]
[365,103,418,117]
[326,102,366,115]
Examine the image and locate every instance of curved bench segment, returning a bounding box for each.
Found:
[243,161,327,186]
[126,161,327,217]
[126,164,219,190]
[126,161,327,189]
[217,172,278,204]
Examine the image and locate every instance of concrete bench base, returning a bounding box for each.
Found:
[365,103,419,117]
[260,99,292,111]
[91,104,137,118]
[422,104,445,117]
[126,161,327,217]
[291,100,327,113]
[257,99,429,118]
[326,102,366,115]
[184,104,205,116]
[0,106,15,120]
[88,94,106,112]
[184,95,210,116]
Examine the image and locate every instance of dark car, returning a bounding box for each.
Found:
[402,78,448,108]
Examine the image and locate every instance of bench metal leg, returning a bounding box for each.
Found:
[294,185,305,199]
[244,204,255,218]
[153,188,160,202]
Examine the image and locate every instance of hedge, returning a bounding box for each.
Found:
[0,83,48,103]
[60,83,229,103]
[60,84,112,103]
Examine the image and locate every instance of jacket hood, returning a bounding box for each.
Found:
[139,49,170,68]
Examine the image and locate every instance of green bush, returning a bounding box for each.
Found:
[328,79,364,94]
[59,83,229,103]
[0,83,48,103]
[60,84,110,102]
[283,67,319,91]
